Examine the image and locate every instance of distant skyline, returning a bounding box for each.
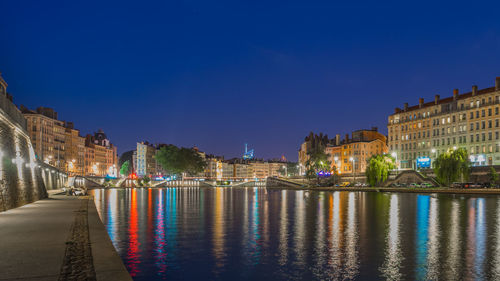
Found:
[2,1,500,161]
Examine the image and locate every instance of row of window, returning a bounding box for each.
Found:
[391,96,500,124]
[391,132,500,152]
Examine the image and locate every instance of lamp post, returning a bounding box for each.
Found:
[333,156,339,184]
[391,151,398,172]
[350,157,355,183]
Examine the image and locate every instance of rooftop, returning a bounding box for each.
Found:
[391,77,500,116]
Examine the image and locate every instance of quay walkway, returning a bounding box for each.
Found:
[0,190,131,281]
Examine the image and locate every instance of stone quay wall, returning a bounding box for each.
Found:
[0,92,66,211]
[39,161,67,190]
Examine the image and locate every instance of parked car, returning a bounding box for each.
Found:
[340,182,350,187]
[458,182,482,188]
[420,182,434,188]
[409,183,419,188]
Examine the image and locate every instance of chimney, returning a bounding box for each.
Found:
[371,126,378,132]
[345,134,349,143]
[404,103,408,111]
[434,94,440,105]
[335,134,340,146]
[472,85,478,96]
[394,107,401,114]
[496,77,500,91]
[419,98,424,108]
[453,89,459,100]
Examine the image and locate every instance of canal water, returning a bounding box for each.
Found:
[91,187,500,280]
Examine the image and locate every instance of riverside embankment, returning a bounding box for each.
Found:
[0,190,131,281]
[267,184,500,195]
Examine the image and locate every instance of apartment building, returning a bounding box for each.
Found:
[21,106,118,176]
[387,77,500,169]
[299,128,388,175]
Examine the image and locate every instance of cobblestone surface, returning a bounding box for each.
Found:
[58,196,97,281]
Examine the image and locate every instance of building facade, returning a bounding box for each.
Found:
[388,77,500,169]
[21,106,117,176]
[135,141,158,176]
[299,128,388,175]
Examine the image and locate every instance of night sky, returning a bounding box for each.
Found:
[1,1,500,161]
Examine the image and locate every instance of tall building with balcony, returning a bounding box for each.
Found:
[22,106,68,171]
[135,141,158,176]
[63,122,85,175]
[387,77,500,169]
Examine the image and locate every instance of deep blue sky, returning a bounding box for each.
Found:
[1,1,500,161]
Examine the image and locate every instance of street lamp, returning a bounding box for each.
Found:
[431,148,437,160]
[349,157,355,183]
[390,152,398,170]
[333,156,339,173]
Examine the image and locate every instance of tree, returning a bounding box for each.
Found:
[155,145,207,176]
[433,148,470,186]
[278,165,287,177]
[327,165,340,186]
[142,175,151,186]
[365,154,396,187]
[286,162,299,176]
[489,167,499,185]
[305,147,331,184]
[120,160,131,176]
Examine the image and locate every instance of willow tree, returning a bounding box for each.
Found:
[433,148,470,186]
[365,154,396,187]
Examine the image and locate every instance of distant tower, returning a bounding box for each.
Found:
[280,155,287,162]
[243,143,254,160]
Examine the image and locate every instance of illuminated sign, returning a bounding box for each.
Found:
[416,156,431,168]
[469,154,486,166]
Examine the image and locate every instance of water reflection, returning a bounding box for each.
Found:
[344,192,359,279]
[446,200,461,280]
[90,188,500,281]
[475,198,486,279]
[494,198,500,279]
[278,190,288,266]
[415,195,429,280]
[380,194,402,280]
[213,188,225,270]
[426,197,440,280]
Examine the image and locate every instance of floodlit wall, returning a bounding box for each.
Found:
[0,90,68,211]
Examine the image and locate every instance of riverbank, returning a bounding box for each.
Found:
[267,185,500,195]
[0,191,132,281]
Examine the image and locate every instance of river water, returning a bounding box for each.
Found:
[91,187,500,280]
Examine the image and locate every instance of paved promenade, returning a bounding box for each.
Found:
[0,191,132,281]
